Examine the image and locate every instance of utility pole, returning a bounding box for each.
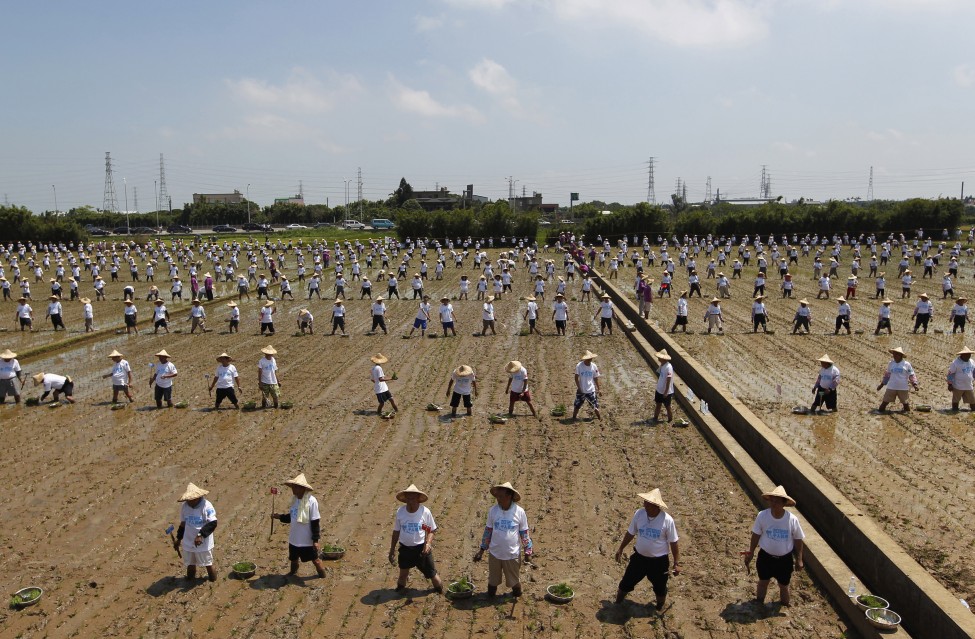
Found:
[246,184,251,224]
[103,152,119,213]
[705,176,712,204]
[158,153,169,214]
[867,166,874,201]
[133,186,139,214]
[154,180,159,228]
[647,157,656,204]
[357,167,363,220]
[52,185,58,215]
[123,177,129,232]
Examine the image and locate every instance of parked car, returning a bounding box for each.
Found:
[113,227,130,235]
[370,218,395,230]
[166,224,192,233]
[538,220,552,226]
[88,227,111,236]
[314,222,334,229]
[286,223,308,229]
[131,226,157,234]
[342,220,367,230]
[212,225,238,233]
[559,219,574,225]
[241,222,266,231]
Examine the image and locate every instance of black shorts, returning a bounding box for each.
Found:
[555,319,566,330]
[674,316,687,325]
[155,319,168,328]
[450,392,472,408]
[124,315,137,327]
[756,549,795,584]
[618,552,670,597]
[397,543,437,578]
[654,391,672,406]
[376,390,392,403]
[154,386,172,403]
[600,317,612,330]
[289,544,319,563]
[59,380,74,396]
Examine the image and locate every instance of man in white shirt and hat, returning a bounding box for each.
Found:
[388,484,443,594]
[438,296,456,337]
[614,488,680,611]
[473,482,533,598]
[572,350,601,420]
[104,349,134,404]
[594,293,616,336]
[481,295,497,336]
[208,352,242,410]
[504,360,538,418]
[947,347,975,412]
[877,346,919,412]
[258,345,281,409]
[370,353,398,415]
[175,482,218,582]
[32,371,75,404]
[259,301,276,335]
[271,473,326,578]
[0,349,25,405]
[150,350,178,409]
[742,486,805,607]
[652,350,675,423]
[445,365,477,417]
[810,354,840,413]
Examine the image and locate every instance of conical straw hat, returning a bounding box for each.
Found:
[178,482,209,502]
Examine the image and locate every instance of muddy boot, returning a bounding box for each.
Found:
[487,585,497,598]
[511,584,522,598]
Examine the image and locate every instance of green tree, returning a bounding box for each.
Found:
[392,178,415,207]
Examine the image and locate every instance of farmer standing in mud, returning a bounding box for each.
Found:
[473,482,533,598]
[742,486,805,608]
[175,483,218,582]
[572,350,601,420]
[271,473,326,578]
[877,346,919,413]
[388,484,444,594]
[614,488,680,611]
[810,354,840,413]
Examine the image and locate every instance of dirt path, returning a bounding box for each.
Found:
[0,257,850,638]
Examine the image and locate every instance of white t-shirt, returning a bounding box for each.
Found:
[0,359,21,380]
[439,304,453,322]
[885,359,915,391]
[110,360,131,386]
[486,503,529,560]
[575,361,600,394]
[525,301,538,320]
[83,303,93,319]
[482,303,495,321]
[372,364,388,394]
[181,499,217,552]
[416,302,431,320]
[553,301,568,321]
[656,362,674,395]
[259,307,274,323]
[288,495,321,547]
[40,373,67,391]
[751,509,805,556]
[816,365,841,390]
[154,361,177,389]
[452,372,475,395]
[258,357,278,384]
[599,301,614,318]
[948,357,975,391]
[627,509,679,558]
[393,504,437,547]
[372,302,385,316]
[214,364,238,389]
[509,367,528,393]
[153,305,168,321]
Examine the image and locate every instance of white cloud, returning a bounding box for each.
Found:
[389,77,484,123]
[213,113,345,153]
[442,0,515,8]
[226,68,361,114]
[545,0,771,47]
[954,64,975,88]
[415,14,447,31]
[469,58,522,114]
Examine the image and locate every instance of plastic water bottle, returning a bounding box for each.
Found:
[701,401,709,415]
[687,388,696,402]
[961,599,970,612]
[848,577,857,597]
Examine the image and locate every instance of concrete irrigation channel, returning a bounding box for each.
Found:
[594,268,975,639]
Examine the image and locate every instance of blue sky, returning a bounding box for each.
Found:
[2,0,973,214]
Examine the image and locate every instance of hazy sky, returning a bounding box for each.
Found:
[3,0,973,214]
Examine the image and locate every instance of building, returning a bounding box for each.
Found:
[274,194,305,206]
[193,190,244,205]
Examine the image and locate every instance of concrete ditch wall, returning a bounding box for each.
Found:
[594,272,975,639]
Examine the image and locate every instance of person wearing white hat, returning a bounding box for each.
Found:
[122,299,139,335]
[103,350,134,404]
[259,301,276,335]
[438,296,456,337]
[370,353,398,414]
[0,349,25,404]
[833,297,852,335]
[271,474,326,578]
[877,346,919,412]
[652,350,675,423]
[947,347,975,411]
[15,296,34,331]
[175,483,218,582]
[912,293,934,334]
[901,269,914,299]
[388,484,443,594]
[704,298,723,334]
[874,299,893,336]
[572,350,601,420]
[743,486,805,607]
[209,353,242,410]
[552,293,569,336]
[791,299,811,335]
[296,308,315,335]
[32,371,75,404]
[480,296,497,336]
[370,296,389,335]
[594,293,616,336]
[407,295,432,339]
[226,301,241,333]
[445,365,477,417]
[614,488,680,610]
[150,350,178,409]
[473,482,532,598]
[810,354,840,413]
[504,360,537,418]
[188,298,208,334]
[950,297,968,334]
[751,295,769,333]
[258,346,281,409]
[330,301,348,336]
